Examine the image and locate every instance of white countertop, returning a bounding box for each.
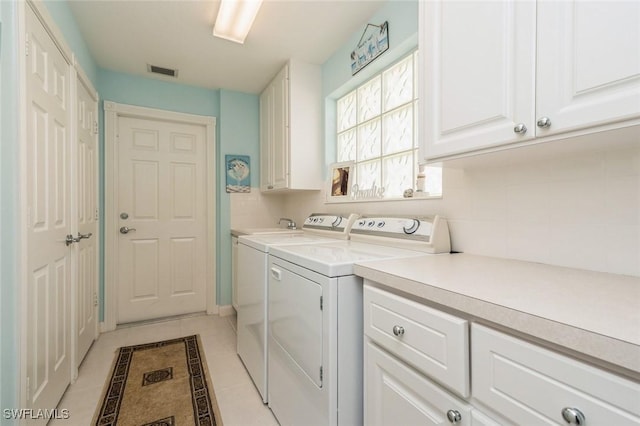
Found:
[354,253,640,375]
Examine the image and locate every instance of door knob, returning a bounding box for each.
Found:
[77,232,92,240]
[119,226,136,234]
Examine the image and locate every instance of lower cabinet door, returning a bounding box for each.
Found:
[365,340,472,426]
[472,324,640,425]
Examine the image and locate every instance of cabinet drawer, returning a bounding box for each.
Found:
[472,324,640,425]
[365,340,472,426]
[364,284,469,397]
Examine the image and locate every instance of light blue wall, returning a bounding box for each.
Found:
[98,70,220,116]
[218,90,260,305]
[0,0,19,418]
[43,0,98,84]
[322,0,418,170]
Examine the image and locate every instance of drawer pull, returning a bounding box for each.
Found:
[392,325,405,337]
[561,407,585,425]
[446,409,462,424]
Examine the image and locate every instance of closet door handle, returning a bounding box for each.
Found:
[65,234,79,246]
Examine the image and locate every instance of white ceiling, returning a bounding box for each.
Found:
[68,0,387,94]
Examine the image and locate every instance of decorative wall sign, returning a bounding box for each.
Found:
[327,161,354,200]
[226,155,251,193]
[351,21,389,75]
[351,184,386,200]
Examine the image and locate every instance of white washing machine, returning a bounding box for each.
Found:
[231,226,302,311]
[266,216,451,426]
[236,213,359,403]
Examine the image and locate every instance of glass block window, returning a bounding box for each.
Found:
[336,51,442,199]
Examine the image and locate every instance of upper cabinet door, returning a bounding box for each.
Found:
[271,65,289,190]
[536,1,640,137]
[259,87,272,191]
[421,0,536,160]
[259,59,321,193]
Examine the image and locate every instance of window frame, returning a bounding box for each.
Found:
[329,50,442,203]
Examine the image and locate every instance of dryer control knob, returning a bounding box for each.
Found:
[403,219,419,234]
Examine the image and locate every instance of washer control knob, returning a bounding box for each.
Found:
[377,221,385,228]
[403,219,420,234]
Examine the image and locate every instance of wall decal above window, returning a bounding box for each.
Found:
[351,21,389,75]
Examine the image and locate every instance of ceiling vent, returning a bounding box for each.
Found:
[147,64,178,78]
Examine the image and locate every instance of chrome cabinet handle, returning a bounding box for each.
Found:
[561,407,585,425]
[77,232,92,240]
[392,325,405,337]
[446,409,462,424]
[537,116,552,128]
[119,226,136,234]
[513,123,527,134]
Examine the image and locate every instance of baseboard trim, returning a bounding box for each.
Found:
[218,305,236,317]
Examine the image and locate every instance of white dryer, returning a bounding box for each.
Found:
[266,216,451,426]
[236,213,359,403]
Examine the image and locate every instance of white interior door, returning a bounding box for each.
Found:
[116,116,207,323]
[25,4,72,413]
[75,75,98,365]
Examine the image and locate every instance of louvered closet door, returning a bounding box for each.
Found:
[25,4,72,414]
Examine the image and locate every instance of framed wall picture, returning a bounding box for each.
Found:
[226,155,251,193]
[327,161,353,200]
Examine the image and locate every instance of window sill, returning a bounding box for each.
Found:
[325,193,442,204]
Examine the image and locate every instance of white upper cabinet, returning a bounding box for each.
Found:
[420,0,640,161]
[260,59,323,192]
[421,0,536,159]
[536,1,640,136]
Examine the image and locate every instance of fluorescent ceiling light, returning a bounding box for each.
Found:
[213,0,263,44]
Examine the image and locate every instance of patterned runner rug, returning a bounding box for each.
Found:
[93,335,222,426]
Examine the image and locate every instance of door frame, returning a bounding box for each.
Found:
[103,101,217,331]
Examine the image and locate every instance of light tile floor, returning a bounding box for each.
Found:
[51,314,279,426]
